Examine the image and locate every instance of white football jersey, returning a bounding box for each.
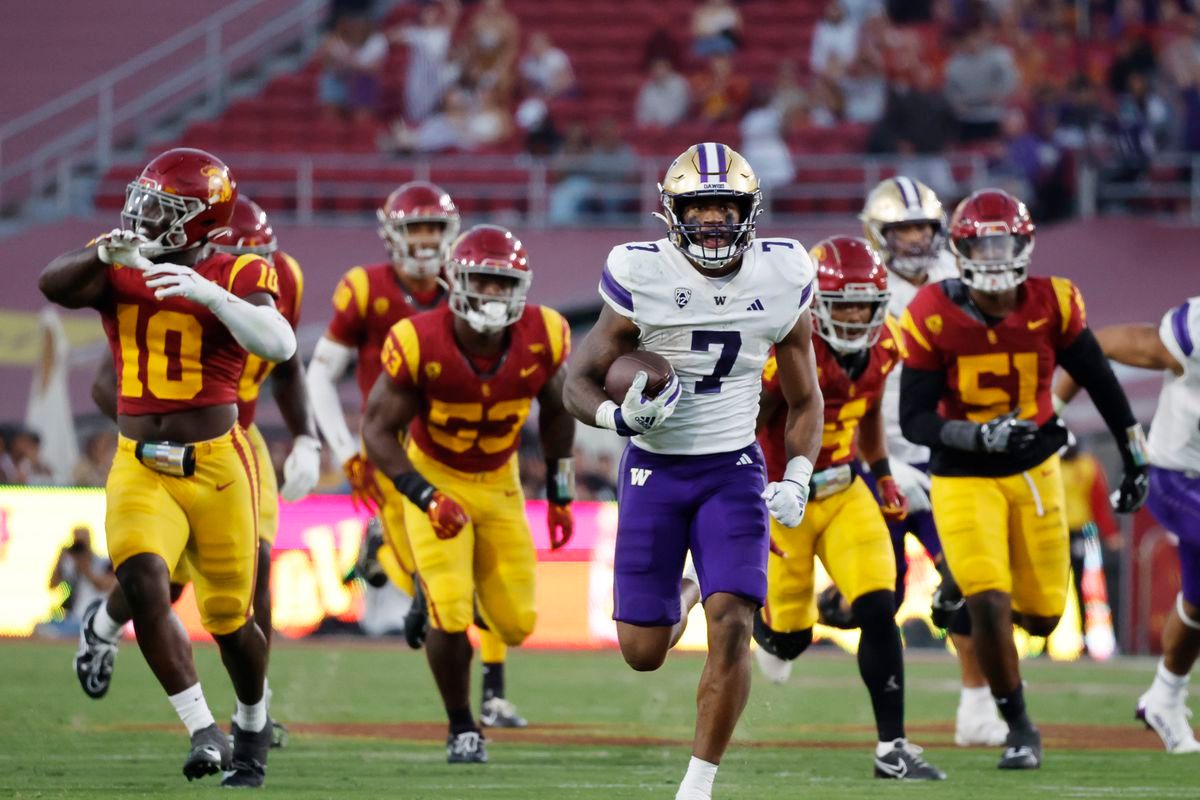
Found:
[881,250,959,465]
[1148,297,1200,472]
[600,237,815,455]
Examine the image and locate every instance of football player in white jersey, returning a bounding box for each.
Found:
[564,142,824,800]
[1056,298,1200,753]
[859,176,1009,747]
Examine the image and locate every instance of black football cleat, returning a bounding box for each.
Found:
[183,723,231,782]
[480,697,528,729]
[269,719,289,749]
[74,599,118,699]
[998,727,1042,769]
[404,578,430,650]
[446,729,488,764]
[348,517,388,588]
[220,721,271,788]
[873,739,946,780]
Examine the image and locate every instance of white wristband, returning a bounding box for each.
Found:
[783,456,814,487]
[595,400,619,431]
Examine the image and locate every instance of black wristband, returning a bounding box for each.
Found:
[392,472,436,510]
[940,420,982,452]
[868,458,892,479]
[546,457,575,505]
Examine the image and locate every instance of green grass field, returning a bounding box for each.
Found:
[1,639,1193,799]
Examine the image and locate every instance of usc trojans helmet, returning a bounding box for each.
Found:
[210,195,276,256]
[657,142,762,271]
[122,147,237,257]
[378,181,461,279]
[447,224,531,334]
[860,176,945,281]
[809,236,890,354]
[949,189,1035,294]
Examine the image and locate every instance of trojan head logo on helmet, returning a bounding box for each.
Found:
[656,142,762,271]
[860,176,945,282]
[809,236,890,354]
[122,147,238,258]
[210,195,277,257]
[447,224,532,334]
[378,181,461,280]
[949,189,1035,295]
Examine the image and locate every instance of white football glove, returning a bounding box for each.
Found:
[888,459,931,515]
[140,262,226,310]
[762,456,813,528]
[618,371,682,435]
[96,228,153,269]
[280,435,322,502]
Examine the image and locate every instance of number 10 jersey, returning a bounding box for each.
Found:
[600,237,814,456]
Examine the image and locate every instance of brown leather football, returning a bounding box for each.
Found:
[604,351,674,401]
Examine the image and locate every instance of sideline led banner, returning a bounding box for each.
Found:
[1,487,1085,659]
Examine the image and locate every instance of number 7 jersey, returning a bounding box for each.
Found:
[600,237,814,455]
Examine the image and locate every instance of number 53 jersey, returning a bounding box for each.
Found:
[99,251,279,416]
[600,237,814,456]
[901,275,1086,477]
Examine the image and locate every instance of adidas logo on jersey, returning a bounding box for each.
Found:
[735,453,754,466]
[629,468,653,486]
[746,298,765,311]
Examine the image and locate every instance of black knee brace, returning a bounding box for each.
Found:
[753,613,813,661]
[850,589,897,635]
[948,604,972,636]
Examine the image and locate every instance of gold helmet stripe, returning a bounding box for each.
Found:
[894,176,920,210]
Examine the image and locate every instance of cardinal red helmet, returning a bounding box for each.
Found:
[809,236,890,353]
[210,195,276,256]
[377,181,461,279]
[949,189,1035,294]
[447,224,532,333]
[122,147,237,257]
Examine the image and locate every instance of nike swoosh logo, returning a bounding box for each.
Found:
[520,365,540,378]
[215,481,234,492]
[1027,318,1049,330]
[874,758,907,777]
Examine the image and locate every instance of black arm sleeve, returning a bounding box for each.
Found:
[899,366,948,448]
[1057,328,1140,466]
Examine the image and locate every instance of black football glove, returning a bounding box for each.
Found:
[1111,467,1149,513]
[978,409,1039,454]
[930,574,965,630]
[816,585,858,630]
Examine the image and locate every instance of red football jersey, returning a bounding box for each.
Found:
[901,276,1086,426]
[100,251,279,417]
[236,251,304,429]
[758,319,902,481]
[325,263,446,406]
[380,304,571,474]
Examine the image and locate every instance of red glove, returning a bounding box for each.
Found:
[428,491,470,539]
[547,503,574,550]
[769,537,787,558]
[877,475,909,521]
[344,454,385,513]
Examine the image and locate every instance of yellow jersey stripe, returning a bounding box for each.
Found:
[282,253,304,313]
[540,306,568,366]
[227,253,263,293]
[345,266,370,319]
[900,308,933,352]
[392,319,421,385]
[762,354,778,383]
[1050,277,1076,334]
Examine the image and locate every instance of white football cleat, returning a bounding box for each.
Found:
[955,696,1009,747]
[753,645,792,685]
[1137,689,1200,753]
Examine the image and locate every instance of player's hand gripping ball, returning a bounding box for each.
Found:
[604,351,681,435]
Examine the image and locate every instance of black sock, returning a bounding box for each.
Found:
[482,661,504,701]
[994,686,1034,732]
[852,591,905,742]
[447,706,477,735]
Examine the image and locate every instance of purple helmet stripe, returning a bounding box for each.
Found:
[697,143,710,179]
[894,177,918,209]
[715,144,728,181]
[799,282,813,309]
[1172,301,1194,356]
[600,266,634,312]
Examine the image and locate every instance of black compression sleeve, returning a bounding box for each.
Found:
[1057,328,1140,465]
[899,366,949,448]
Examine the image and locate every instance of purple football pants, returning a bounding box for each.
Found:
[861,466,943,605]
[1147,466,1200,607]
[613,442,769,627]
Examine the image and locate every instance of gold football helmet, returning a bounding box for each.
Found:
[657,142,762,271]
[860,176,945,281]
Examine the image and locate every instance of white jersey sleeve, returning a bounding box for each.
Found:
[881,250,959,466]
[600,238,814,456]
[1147,297,1200,472]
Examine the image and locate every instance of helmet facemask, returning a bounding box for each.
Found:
[814,287,890,354]
[378,214,460,280]
[121,181,206,258]
[953,231,1033,294]
[879,220,943,281]
[448,265,530,334]
[660,190,761,271]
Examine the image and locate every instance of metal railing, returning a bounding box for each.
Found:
[1080,153,1200,225]
[92,151,993,227]
[0,0,325,209]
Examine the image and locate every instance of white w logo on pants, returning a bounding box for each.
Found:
[629,468,653,486]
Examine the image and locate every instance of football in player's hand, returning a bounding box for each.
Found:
[605,351,674,401]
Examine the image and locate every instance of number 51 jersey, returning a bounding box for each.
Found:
[600,237,814,456]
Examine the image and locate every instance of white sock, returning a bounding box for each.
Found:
[960,685,992,707]
[1150,658,1189,703]
[168,683,216,736]
[876,739,903,757]
[263,678,273,710]
[92,603,124,643]
[675,756,718,800]
[234,696,268,733]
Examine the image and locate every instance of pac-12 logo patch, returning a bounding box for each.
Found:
[674,288,692,309]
